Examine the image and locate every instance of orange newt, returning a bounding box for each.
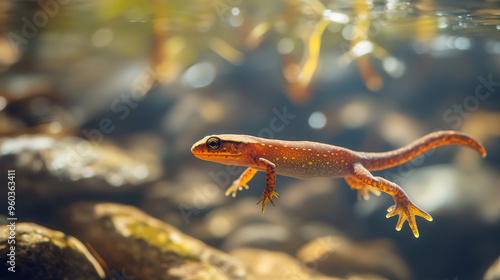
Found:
[191,131,486,237]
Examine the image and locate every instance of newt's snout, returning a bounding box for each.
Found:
[191,139,207,158]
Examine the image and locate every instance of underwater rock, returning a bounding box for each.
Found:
[297,221,344,243]
[222,222,292,253]
[0,134,161,205]
[484,255,500,280]
[296,235,410,280]
[194,197,300,253]
[62,202,249,280]
[230,247,343,280]
[0,222,105,280]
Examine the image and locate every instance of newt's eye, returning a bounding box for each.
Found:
[206,137,222,150]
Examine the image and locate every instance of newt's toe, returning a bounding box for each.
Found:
[225,182,249,197]
[346,177,381,200]
[386,200,433,238]
[224,188,236,197]
[358,186,381,200]
[256,190,280,212]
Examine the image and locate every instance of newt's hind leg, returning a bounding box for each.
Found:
[351,163,433,238]
[345,176,381,200]
[225,167,259,197]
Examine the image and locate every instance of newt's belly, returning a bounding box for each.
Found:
[255,140,356,179]
[275,162,347,179]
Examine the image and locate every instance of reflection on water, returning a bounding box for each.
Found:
[1,0,499,108]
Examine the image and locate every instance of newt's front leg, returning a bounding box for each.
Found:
[351,163,432,238]
[255,158,280,212]
[225,167,259,197]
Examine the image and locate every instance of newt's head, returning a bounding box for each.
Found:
[191,134,258,166]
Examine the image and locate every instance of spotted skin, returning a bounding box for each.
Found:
[191,131,486,238]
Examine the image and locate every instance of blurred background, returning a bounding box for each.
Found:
[1,0,500,279]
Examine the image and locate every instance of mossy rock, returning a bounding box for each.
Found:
[62,202,250,280]
[0,222,105,280]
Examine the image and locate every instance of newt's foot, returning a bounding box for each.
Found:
[256,190,280,212]
[386,197,433,238]
[356,185,381,200]
[345,177,381,200]
[225,180,249,197]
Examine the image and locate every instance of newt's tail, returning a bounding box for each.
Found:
[358,131,487,171]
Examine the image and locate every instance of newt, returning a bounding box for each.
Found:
[191,131,486,237]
